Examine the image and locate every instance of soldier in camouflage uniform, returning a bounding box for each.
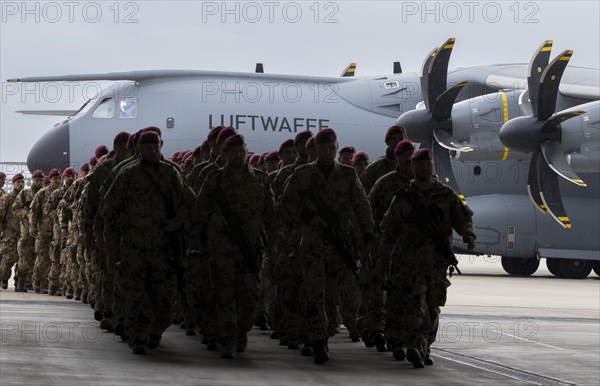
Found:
[193,134,278,359]
[187,126,225,191]
[351,151,370,178]
[45,167,77,295]
[360,125,406,193]
[0,174,25,289]
[103,130,193,355]
[12,170,45,292]
[380,148,475,368]
[337,146,355,166]
[280,128,375,364]
[30,168,62,293]
[361,140,415,350]
[0,172,6,197]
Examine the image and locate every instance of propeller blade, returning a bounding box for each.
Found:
[526,151,548,213]
[420,47,438,110]
[427,38,455,110]
[255,63,264,73]
[340,62,357,77]
[432,140,466,204]
[433,128,473,152]
[540,110,586,133]
[527,40,553,116]
[432,80,468,120]
[537,151,572,228]
[393,61,402,74]
[540,140,587,186]
[537,50,573,120]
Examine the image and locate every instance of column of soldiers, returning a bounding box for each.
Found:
[0,123,476,368]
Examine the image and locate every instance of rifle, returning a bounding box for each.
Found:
[162,190,188,307]
[303,189,359,279]
[397,190,462,277]
[209,183,261,282]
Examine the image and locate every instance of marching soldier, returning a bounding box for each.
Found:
[380,148,475,368]
[280,128,374,364]
[192,134,278,359]
[0,173,25,289]
[360,125,406,193]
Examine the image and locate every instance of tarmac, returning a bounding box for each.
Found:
[1,256,599,386]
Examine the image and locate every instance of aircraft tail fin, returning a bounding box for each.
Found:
[340,63,357,77]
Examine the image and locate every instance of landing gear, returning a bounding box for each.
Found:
[501,256,540,276]
[546,258,592,279]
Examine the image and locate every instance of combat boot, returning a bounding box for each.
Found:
[312,340,329,364]
[65,289,74,299]
[206,338,219,351]
[80,291,88,304]
[114,320,126,339]
[255,312,270,331]
[93,310,103,321]
[15,280,26,292]
[349,330,361,342]
[147,335,161,349]
[424,356,434,366]
[279,336,288,346]
[236,332,248,352]
[362,330,374,347]
[34,287,41,294]
[221,337,236,359]
[372,332,387,352]
[48,286,58,296]
[0,280,7,289]
[300,341,313,356]
[406,348,425,368]
[100,317,114,332]
[393,346,406,361]
[287,340,299,350]
[185,326,199,336]
[132,341,146,355]
[74,288,82,301]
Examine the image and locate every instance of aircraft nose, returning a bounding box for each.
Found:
[27,121,70,173]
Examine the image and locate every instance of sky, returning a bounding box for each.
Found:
[1,0,599,171]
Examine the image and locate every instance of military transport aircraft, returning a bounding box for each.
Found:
[6,38,599,279]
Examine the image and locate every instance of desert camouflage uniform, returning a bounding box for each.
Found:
[0,189,22,285]
[359,150,396,194]
[12,185,42,289]
[29,185,57,291]
[380,179,475,359]
[103,158,193,348]
[194,164,277,353]
[46,186,68,291]
[280,161,374,346]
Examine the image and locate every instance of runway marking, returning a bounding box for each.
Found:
[432,348,574,386]
[499,332,565,351]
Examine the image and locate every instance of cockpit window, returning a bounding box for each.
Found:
[75,99,96,116]
[119,97,138,118]
[92,98,114,119]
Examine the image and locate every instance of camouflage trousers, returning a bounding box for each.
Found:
[356,255,386,335]
[76,243,88,293]
[0,234,19,283]
[61,240,79,293]
[340,272,360,335]
[211,250,260,342]
[116,245,175,346]
[301,241,350,342]
[32,235,52,289]
[187,253,218,340]
[16,237,36,285]
[274,251,307,342]
[48,236,63,289]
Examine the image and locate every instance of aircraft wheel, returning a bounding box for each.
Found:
[546,258,565,278]
[556,259,592,279]
[501,256,539,276]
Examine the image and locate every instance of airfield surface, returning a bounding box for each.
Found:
[1,256,599,386]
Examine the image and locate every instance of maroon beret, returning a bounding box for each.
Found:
[306,136,316,149]
[0,172,6,179]
[32,170,44,179]
[113,131,130,145]
[221,134,245,152]
[216,127,237,147]
[265,151,280,162]
[182,157,193,170]
[95,145,109,159]
[62,167,77,177]
[192,145,203,158]
[48,168,61,178]
[171,151,182,161]
[141,126,162,137]
[279,139,295,154]
[89,156,97,166]
[352,151,369,166]
[411,148,433,161]
[249,154,261,163]
[207,125,225,141]
[394,140,416,156]
[43,176,50,184]
[79,164,89,173]
[294,130,313,145]
[339,146,356,155]
[107,150,115,158]
[315,128,337,144]
[385,125,406,143]
[200,140,210,151]
[12,173,24,183]
[139,131,160,145]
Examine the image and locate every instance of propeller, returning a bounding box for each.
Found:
[499,42,587,228]
[395,38,471,201]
